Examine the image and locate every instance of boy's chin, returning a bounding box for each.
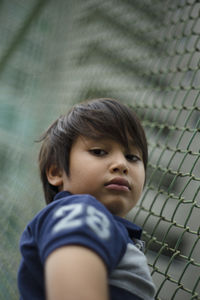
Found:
[103,198,132,217]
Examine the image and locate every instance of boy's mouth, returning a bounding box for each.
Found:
[104,177,131,192]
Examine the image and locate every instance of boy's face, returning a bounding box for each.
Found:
[61,135,145,217]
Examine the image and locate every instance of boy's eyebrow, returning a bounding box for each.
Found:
[127,144,142,154]
[82,135,141,152]
[126,139,143,154]
[126,136,139,147]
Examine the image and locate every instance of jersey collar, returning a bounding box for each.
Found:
[114,215,142,239]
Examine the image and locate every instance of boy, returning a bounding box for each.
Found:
[18,98,156,300]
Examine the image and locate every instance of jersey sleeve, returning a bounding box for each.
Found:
[32,194,128,273]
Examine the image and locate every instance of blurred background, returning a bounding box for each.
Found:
[0,0,199,299]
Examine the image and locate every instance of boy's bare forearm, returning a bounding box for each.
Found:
[45,245,109,300]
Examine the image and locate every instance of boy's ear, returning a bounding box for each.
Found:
[46,165,63,187]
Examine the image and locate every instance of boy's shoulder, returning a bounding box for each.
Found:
[29,191,142,238]
[20,191,142,270]
[25,191,142,240]
[23,191,142,256]
[30,191,113,226]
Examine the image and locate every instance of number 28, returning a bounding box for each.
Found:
[52,203,110,239]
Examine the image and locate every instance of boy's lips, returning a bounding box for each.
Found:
[104,177,131,192]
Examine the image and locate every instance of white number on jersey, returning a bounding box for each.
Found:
[52,203,110,239]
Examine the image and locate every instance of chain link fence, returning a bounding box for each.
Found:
[0,0,199,299]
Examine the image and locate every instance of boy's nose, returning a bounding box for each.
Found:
[109,156,128,175]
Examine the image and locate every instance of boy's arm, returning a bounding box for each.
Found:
[45,245,109,300]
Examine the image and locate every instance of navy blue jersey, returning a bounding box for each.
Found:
[18,191,155,300]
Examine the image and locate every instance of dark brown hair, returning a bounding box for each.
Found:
[38,98,148,204]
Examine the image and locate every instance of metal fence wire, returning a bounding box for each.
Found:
[0,0,199,299]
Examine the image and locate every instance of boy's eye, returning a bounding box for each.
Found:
[126,154,141,162]
[89,149,107,156]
